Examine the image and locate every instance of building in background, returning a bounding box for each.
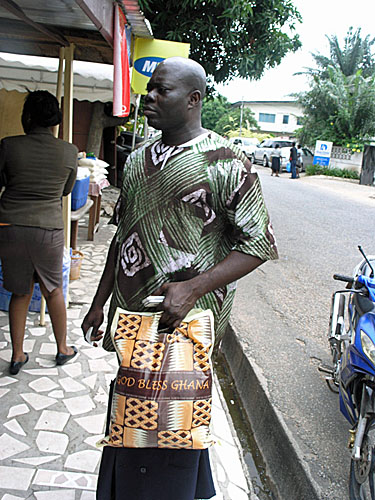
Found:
[232,100,303,137]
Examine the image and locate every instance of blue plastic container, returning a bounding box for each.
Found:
[71,176,90,211]
[0,249,71,312]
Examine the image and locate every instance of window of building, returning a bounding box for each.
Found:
[296,116,303,125]
[259,113,275,123]
[282,115,289,124]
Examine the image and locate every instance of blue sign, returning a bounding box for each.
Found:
[313,156,330,166]
[133,56,164,77]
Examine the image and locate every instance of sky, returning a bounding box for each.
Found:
[217,0,375,103]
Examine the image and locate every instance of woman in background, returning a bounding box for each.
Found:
[271,144,281,177]
[0,90,78,374]
[296,144,303,178]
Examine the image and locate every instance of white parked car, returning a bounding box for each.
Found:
[252,138,294,167]
[252,139,314,172]
[297,147,314,172]
[229,137,259,159]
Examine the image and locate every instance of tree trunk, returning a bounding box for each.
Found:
[86,102,129,157]
[360,145,375,186]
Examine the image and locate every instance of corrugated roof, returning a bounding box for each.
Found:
[0,0,96,32]
[0,0,153,63]
[118,0,153,38]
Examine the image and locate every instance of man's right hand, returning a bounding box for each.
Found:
[81,306,104,346]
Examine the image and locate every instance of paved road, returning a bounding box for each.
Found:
[230,167,375,499]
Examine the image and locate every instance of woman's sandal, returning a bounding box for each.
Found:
[9,353,29,375]
[56,346,78,366]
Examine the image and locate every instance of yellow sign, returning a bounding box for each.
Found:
[131,38,190,95]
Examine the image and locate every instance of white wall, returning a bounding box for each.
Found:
[330,148,362,173]
[234,101,303,135]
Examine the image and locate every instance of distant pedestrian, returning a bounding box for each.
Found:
[296,144,303,178]
[271,144,281,177]
[289,142,298,179]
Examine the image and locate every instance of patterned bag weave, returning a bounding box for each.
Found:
[104,307,215,449]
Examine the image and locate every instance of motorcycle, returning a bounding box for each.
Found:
[319,246,375,499]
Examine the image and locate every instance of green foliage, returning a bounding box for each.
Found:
[201,95,231,131]
[310,27,375,78]
[296,68,375,147]
[306,164,359,180]
[138,0,302,84]
[226,130,270,142]
[227,131,272,142]
[213,107,258,135]
[295,27,375,147]
[344,141,364,153]
[202,95,259,134]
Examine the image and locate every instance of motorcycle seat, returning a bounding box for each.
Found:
[353,292,375,317]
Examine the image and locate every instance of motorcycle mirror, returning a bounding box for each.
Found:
[358,245,375,278]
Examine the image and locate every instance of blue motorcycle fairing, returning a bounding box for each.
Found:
[358,275,375,302]
[339,345,358,424]
[340,347,358,389]
[349,345,375,378]
[357,311,375,338]
[340,343,375,388]
[338,314,375,424]
[353,312,375,373]
[339,383,357,424]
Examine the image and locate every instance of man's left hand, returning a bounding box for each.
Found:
[153,281,201,328]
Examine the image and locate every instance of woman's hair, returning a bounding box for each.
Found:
[22,90,62,130]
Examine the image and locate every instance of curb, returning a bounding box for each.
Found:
[212,373,256,500]
[221,325,322,500]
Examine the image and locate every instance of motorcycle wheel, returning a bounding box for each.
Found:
[349,433,375,500]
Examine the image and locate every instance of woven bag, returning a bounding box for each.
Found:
[103,307,215,449]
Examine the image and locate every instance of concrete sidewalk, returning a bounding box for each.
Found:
[0,196,254,500]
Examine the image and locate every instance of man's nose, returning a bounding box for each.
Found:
[145,90,156,102]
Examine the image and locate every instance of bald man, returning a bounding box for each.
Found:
[83,57,277,500]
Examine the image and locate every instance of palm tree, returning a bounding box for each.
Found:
[296,68,375,146]
[311,27,375,78]
[294,27,375,147]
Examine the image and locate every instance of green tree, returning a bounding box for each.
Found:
[295,28,375,147]
[201,95,231,130]
[213,107,258,136]
[138,0,301,84]
[311,27,375,78]
[296,68,375,147]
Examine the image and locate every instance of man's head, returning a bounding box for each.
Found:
[144,57,206,140]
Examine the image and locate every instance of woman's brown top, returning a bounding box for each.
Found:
[0,127,77,229]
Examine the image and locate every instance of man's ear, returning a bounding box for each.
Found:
[188,90,201,109]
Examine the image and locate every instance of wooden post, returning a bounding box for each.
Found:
[144,116,149,141]
[62,44,75,309]
[39,46,65,327]
[131,94,141,151]
[53,46,65,135]
[62,43,74,246]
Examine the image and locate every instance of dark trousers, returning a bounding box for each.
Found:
[96,446,216,500]
[291,159,297,178]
